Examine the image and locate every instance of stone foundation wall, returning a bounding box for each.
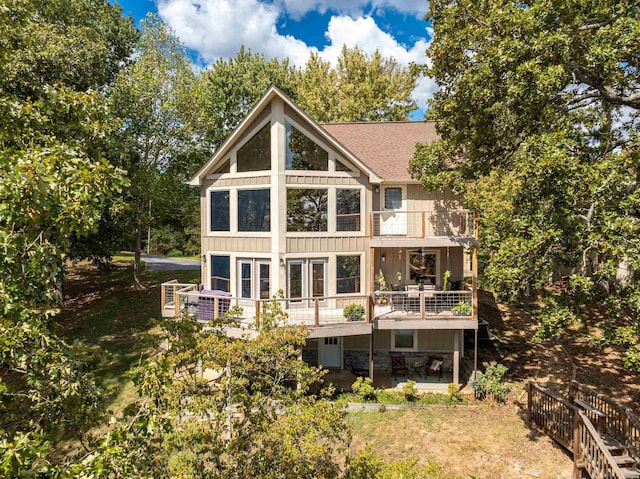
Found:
[302,348,318,367]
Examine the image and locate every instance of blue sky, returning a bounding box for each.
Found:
[115,1,436,116]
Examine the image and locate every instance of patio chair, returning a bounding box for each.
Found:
[427,355,444,380]
[390,354,409,380]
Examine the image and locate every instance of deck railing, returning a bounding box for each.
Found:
[569,380,640,459]
[575,411,631,479]
[161,281,198,312]
[174,290,374,329]
[527,381,576,449]
[371,210,475,238]
[375,290,472,319]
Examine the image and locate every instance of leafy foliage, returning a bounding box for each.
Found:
[471,364,510,402]
[411,0,640,368]
[344,445,447,479]
[351,377,377,402]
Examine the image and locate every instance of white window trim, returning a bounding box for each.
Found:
[207,189,231,235]
[287,260,305,304]
[406,249,441,287]
[391,329,418,352]
[309,259,327,302]
[335,253,363,295]
[284,116,331,172]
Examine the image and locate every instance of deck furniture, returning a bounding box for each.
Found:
[427,355,444,379]
[390,354,409,380]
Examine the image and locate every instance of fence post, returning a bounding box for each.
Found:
[572,412,582,479]
[314,298,320,326]
[527,382,532,423]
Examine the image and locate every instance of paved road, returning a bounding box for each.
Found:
[141,254,201,271]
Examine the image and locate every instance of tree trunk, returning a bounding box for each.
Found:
[133,198,146,291]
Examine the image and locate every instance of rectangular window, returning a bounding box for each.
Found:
[286,122,328,170]
[288,261,303,302]
[238,189,270,232]
[258,262,270,299]
[336,189,361,232]
[210,190,230,231]
[240,261,252,298]
[237,123,271,172]
[210,255,230,292]
[337,255,360,294]
[311,261,325,298]
[287,188,328,232]
[384,187,402,210]
[393,329,416,350]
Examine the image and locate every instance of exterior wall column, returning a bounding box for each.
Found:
[271,98,287,293]
[453,330,460,385]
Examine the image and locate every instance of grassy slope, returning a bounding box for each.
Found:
[54,260,199,414]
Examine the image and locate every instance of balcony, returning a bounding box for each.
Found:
[161,282,476,335]
[371,210,475,238]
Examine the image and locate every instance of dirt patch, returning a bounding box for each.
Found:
[478,290,640,407]
[349,405,573,479]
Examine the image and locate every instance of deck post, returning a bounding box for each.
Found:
[473,328,478,381]
[213,297,219,320]
[174,291,179,318]
[365,295,371,323]
[161,284,166,310]
[527,382,532,423]
[255,300,261,330]
[420,291,425,319]
[369,248,375,298]
[573,412,582,479]
[422,211,426,237]
[369,330,374,381]
[453,330,460,385]
[314,298,320,326]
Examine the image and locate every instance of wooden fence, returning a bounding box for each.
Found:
[527,381,576,449]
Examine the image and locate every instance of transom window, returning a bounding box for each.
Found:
[286,122,328,171]
[238,189,270,232]
[287,188,328,232]
[237,123,271,172]
[336,189,361,232]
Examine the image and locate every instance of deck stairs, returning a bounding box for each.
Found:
[528,380,640,479]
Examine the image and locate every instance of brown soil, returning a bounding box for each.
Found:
[477,289,640,407]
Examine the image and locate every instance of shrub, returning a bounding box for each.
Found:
[351,377,376,402]
[402,379,418,402]
[167,249,183,257]
[343,303,365,321]
[447,383,463,403]
[451,301,472,316]
[471,364,510,402]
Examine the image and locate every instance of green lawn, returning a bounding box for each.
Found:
[55,261,199,414]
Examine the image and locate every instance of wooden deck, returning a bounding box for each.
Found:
[528,381,640,479]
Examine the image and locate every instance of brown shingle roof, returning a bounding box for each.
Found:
[321,121,439,181]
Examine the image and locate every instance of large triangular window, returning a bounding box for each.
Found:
[237,123,271,172]
[286,122,328,171]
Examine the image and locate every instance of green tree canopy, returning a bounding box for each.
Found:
[410,0,640,369]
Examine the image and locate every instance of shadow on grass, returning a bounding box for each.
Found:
[54,261,199,429]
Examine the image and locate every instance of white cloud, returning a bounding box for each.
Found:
[157,0,437,109]
[157,0,315,66]
[279,0,428,20]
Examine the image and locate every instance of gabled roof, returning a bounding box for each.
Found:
[189,85,383,186]
[321,121,439,182]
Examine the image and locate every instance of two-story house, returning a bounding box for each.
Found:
[161,85,479,387]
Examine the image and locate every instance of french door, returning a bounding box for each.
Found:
[287,259,326,306]
[237,259,270,300]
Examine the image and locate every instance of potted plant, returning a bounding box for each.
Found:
[374,270,387,291]
[396,271,402,283]
[443,270,451,291]
[343,303,365,321]
[451,301,472,316]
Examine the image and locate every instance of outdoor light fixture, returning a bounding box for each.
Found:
[381,254,386,262]
[280,258,285,268]
[201,255,206,263]
[398,249,402,261]
[375,186,380,193]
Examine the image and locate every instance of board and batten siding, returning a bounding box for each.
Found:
[286,236,367,254]
[285,175,362,186]
[208,176,271,187]
[343,330,455,352]
[202,236,271,253]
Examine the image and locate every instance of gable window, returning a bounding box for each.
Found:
[210,190,230,232]
[335,159,351,172]
[237,123,271,172]
[336,189,361,232]
[287,188,328,232]
[384,187,402,210]
[285,122,328,171]
[210,255,230,292]
[238,189,270,232]
[337,255,361,293]
[393,329,416,351]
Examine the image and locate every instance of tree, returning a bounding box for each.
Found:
[200,47,299,149]
[409,0,640,369]
[0,0,137,472]
[110,14,202,289]
[297,45,418,122]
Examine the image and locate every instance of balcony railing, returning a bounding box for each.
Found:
[374,290,473,319]
[161,282,474,327]
[371,210,475,238]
